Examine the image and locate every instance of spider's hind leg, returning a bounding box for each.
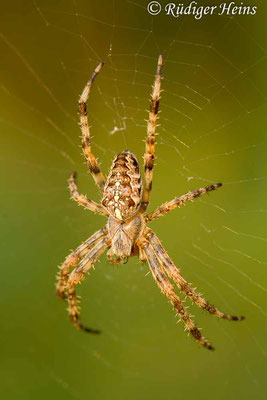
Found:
[140,55,163,214]
[79,63,106,191]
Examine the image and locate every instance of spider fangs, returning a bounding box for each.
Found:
[56,55,244,351]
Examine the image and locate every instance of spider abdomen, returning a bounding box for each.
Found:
[102,150,142,220]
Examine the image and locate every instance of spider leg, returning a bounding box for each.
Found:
[141,235,214,350]
[145,183,222,223]
[68,172,108,216]
[66,237,109,333]
[140,55,163,214]
[149,231,245,321]
[79,62,106,191]
[56,227,108,299]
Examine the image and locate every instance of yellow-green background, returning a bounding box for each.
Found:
[1,1,266,399]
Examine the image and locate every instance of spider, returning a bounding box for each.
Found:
[56,55,244,350]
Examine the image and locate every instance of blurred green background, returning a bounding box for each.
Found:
[1,1,266,399]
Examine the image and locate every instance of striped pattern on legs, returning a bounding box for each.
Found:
[66,237,108,333]
[79,62,106,191]
[145,183,222,223]
[140,55,163,213]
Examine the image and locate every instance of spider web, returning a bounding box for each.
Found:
[0,1,266,399]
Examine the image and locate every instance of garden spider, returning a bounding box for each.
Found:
[56,55,244,350]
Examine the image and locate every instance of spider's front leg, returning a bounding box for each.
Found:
[148,231,245,322]
[139,232,214,350]
[56,227,108,299]
[66,235,110,333]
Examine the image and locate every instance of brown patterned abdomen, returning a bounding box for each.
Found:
[102,151,142,220]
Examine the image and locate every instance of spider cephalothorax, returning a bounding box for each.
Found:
[56,55,244,350]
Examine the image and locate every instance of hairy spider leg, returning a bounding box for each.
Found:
[149,231,245,321]
[68,172,108,216]
[141,236,214,350]
[56,55,245,350]
[56,228,107,299]
[145,183,222,223]
[66,237,109,333]
[79,62,106,191]
[140,54,163,213]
